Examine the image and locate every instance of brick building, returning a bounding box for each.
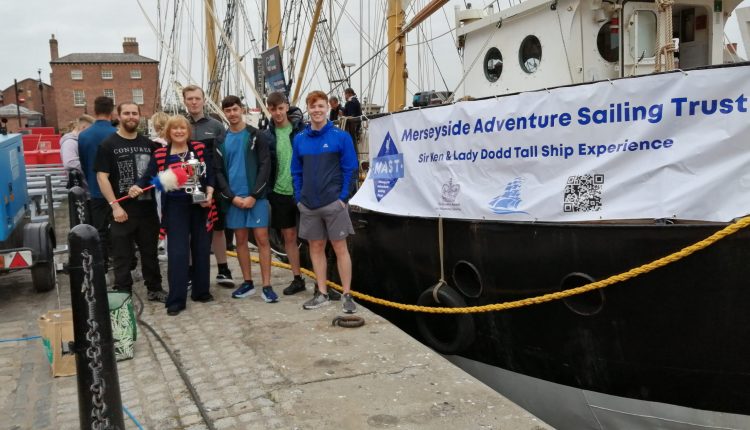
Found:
[0,78,57,132]
[49,34,159,128]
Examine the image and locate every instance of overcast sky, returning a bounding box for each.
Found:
[1,0,748,97]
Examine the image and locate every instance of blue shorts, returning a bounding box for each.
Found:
[225,198,270,229]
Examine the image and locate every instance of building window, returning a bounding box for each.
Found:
[101,70,113,80]
[132,89,144,105]
[130,69,142,79]
[71,70,83,80]
[73,90,86,106]
[103,89,115,104]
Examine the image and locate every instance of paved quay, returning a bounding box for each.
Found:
[1,236,550,429]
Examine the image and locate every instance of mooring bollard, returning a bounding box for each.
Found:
[68,186,89,227]
[68,224,125,430]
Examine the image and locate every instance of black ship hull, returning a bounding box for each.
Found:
[348,209,750,428]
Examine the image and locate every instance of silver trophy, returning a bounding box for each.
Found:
[182,152,208,203]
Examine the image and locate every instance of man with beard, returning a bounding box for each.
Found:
[95,102,166,302]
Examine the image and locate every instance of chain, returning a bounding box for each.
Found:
[80,250,110,429]
[75,199,87,225]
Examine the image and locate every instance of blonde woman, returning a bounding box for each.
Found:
[132,116,215,315]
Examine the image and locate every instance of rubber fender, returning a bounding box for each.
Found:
[415,283,476,354]
[23,222,55,264]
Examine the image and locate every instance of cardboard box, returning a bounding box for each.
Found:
[37,309,76,377]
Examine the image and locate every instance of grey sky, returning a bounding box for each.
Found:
[1,0,748,99]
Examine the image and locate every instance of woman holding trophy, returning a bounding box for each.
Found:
[130,115,215,316]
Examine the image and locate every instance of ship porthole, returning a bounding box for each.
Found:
[452,260,483,298]
[416,283,476,354]
[559,272,604,316]
[483,47,503,82]
[519,35,542,73]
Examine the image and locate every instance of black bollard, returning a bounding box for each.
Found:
[68,224,125,430]
[68,186,89,228]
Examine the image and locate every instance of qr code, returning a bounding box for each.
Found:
[564,174,603,212]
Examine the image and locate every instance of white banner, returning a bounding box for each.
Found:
[350,66,750,222]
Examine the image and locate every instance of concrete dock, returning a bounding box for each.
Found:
[0,211,550,429]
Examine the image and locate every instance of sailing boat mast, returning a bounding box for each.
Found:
[387,0,407,112]
[267,0,283,53]
[204,0,219,103]
[387,0,449,112]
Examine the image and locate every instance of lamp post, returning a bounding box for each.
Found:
[37,68,47,127]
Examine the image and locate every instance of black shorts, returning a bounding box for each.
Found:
[213,205,226,231]
[268,192,299,229]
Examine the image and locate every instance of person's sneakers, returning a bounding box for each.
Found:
[192,293,214,303]
[261,286,279,303]
[283,278,306,295]
[328,288,342,301]
[147,289,168,303]
[303,290,331,310]
[232,282,256,299]
[187,279,192,292]
[216,271,234,288]
[342,293,357,314]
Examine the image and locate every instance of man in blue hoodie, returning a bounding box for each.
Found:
[292,90,358,313]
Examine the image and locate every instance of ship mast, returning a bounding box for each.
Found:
[204,0,219,103]
[388,0,449,112]
[387,0,407,112]
[267,0,283,53]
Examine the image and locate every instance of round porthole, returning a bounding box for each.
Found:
[597,22,619,63]
[519,35,542,73]
[559,272,604,316]
[483,47,503,82]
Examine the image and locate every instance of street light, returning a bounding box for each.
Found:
[37,68,47,127]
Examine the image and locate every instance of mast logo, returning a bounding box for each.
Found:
[371,132,404,201]
[488,177,528,214]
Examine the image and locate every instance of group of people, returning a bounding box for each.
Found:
[68,85,360,316]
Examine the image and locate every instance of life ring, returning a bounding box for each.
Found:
[415,282,476,354]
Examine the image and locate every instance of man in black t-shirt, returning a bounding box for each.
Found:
[95,102,166,302]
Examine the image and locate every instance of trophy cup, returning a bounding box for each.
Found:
[182,152,208,203]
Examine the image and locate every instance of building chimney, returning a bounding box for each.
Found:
[49,34,59,61]
[122,37,139,55]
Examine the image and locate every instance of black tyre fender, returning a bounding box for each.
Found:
[415,283,476,354]
[23,222,56,293]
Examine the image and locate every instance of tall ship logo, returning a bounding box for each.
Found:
[371,132,404,201]
[488,177,528,214]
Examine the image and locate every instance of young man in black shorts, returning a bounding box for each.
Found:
[257,92,309,295]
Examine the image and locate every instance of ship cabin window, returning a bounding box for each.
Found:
[483,47,503,82]
[597,22,619,63]
[519,35,542,73]
[630,11,657,60]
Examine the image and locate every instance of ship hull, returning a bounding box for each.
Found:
[348,210,750,428]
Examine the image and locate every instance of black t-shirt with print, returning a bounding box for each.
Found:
[94,133,156,216]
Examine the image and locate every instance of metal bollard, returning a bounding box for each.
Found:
[68,224,125,430]
[68,186,90,227]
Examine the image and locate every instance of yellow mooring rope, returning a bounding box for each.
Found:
[227,215,750,314]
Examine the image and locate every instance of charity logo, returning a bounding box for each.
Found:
[371,132,404,202]
[488,177,528,214]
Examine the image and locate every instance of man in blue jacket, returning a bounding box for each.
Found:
[292,90,358,313]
